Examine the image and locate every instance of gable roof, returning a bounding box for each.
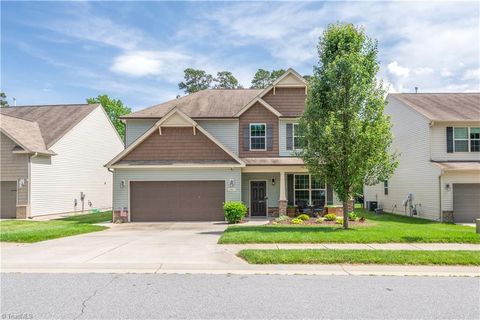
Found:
[0,104,99,148]
[107,107,245,167]
[0,115,52,155]
[389,93,480,121]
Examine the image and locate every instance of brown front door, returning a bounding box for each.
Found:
[250,181,267,216]
[130,181,225,221]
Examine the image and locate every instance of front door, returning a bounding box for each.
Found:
[250,181,267,216]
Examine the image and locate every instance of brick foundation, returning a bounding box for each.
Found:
[278,200,287,216]
[16,205,30,219]
[113,210,129,223]
[268,207,280,217]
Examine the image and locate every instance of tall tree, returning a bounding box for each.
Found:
[178,68,213,94]
[214,71,240,89]
[86,95,131,140]
[0,92,9,108]
[250,69,287,88]
[300,23,398,229]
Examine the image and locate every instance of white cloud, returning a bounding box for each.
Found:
[110,51,191,77]
[413,67,434,75]
[387,61,410,77]
[462,68,480,81]
[441,68,454,77]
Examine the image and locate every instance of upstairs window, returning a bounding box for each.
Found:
[454,127,480,152]
[250,123,266,151]
[293,123,303,150]
[384,180,389,195]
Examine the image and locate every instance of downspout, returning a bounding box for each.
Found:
[439,174,443,222]
[107,167,115,213]
[28,152,38,218]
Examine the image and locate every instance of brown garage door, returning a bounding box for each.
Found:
[1,181,17,219]
[130,181,225,221]
[453,183,480,223]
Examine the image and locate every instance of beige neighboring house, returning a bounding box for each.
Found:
[364,93,480,223]
[0,104,124,219]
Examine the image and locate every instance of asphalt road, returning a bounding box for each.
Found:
[1,274,479,320]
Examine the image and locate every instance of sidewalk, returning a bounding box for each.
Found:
[221,243,480,253]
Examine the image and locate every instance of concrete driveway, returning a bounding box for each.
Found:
[1,222,246,272]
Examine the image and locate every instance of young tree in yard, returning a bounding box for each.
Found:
[300,23,398,229]
[178,68,213,93]
[86,95,131,140]
[1,92,9,107]
[214,71,240,89]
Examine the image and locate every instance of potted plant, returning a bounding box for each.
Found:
[286,205,296,217]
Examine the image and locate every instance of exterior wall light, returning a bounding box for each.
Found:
[445,183,451,191]
[271,178,275,185]
[120,180,126,189]
[229,179,235,188]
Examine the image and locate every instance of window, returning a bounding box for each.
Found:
[294,174,326,206]
[384,180,388,195]
[293,123,303,150]
[250,123,266,150]
[454,127,480,152]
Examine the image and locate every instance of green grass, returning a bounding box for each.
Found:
[220,209,480,244]
[238,249,480,265]
[0,212,111,243]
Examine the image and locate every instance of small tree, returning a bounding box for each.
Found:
[250,69,286,88]
[86,95,131,140]
[300,23,398,229]
[214,71,240,89]
[0,92,9,108]
[178,68,213,94]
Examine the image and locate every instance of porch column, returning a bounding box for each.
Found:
[278,171,287,216]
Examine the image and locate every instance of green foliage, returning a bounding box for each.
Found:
[223,201,247,224]
[315,218,325,224]
[324,213,337,221]
[300,23,398,229]
[336,217,344,225]
[297,214,310,221]
[0,92,9,107]
[250,68,286,88]
[291,218,303,224]
[275,215,290,222]
[348,212,358,221]
[86,95,131,140]
[214,71,240,89]
[178,68,213,93]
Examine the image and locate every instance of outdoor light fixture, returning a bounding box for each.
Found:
[445,183,451,191]
[271,178,275,185]
[229,179,235,188]
[120,180,126,189]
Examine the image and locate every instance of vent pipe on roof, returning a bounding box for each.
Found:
[414,87,418,94]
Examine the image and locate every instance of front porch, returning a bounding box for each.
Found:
[241,165,337,219]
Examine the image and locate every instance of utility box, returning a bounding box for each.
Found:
[476,219,480,234]
[367,201,378,212]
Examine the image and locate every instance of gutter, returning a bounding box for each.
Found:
[27,152,38,218]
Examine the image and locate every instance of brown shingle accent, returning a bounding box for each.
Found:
[262,87,306,117]
[123,127,235,161]
[239,102,279,158]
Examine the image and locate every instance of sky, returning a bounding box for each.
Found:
[1,1,479,111]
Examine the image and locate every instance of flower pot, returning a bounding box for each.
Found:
[287,207,296,218]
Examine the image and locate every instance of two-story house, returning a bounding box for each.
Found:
[106,69,341,222]
[364,93,480,223]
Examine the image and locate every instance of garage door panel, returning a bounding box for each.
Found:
[130,181,225,221]
[453,183,480,223]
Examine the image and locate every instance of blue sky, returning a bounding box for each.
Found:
[2,1,479,111]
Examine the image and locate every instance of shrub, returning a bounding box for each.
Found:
[336,217,344,225]
[297,214,310,221]
[324,213,337,221]
[275,215,290,222]
[223,201,247,224]
[359,216,366,223]
[291,218,303,224]
[315,218,325,224]
[348,212,358,221]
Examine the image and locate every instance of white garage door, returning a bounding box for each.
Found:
[453,183,480,223]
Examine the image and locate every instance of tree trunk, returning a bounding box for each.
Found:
[342,200,349,229]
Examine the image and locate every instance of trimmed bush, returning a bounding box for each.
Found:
[315,218,325,224]
[223,201,247,224]
[297,214,310,221]
[275,215,290,222]
[336,217,344,225]
[291,218,303,224]
[324,213,337,221]
[348,212,358,221]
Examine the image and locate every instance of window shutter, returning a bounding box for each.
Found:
[286,123,293,150]
[287,174,294,206]
[446,127,453,153]
[266,124,273,151]
[326,184,334,205]
[243,125,250,151]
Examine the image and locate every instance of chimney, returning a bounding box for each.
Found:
[414,87,418,94]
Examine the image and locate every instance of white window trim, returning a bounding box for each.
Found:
[384,180,388,196]
[292,123,303,151]
[293,174,326,206]
[453,126,480,153]
[249,123,267,151]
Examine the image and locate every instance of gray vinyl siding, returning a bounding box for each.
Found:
[241,173,280,208]
[279,119,298,156]
[0,133,28,205]
[125,119,157,147]
[113,167,242,211]
[197,120,239,154]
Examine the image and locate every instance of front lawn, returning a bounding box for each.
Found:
[238,249,480,266]
[0,212,111,243]
[219,209,480,244]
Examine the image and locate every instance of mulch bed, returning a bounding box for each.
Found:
[269,218,368,226]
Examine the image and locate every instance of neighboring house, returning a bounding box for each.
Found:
[106,69,341,222]
[0,104,124,219]
[364,93,480,223]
